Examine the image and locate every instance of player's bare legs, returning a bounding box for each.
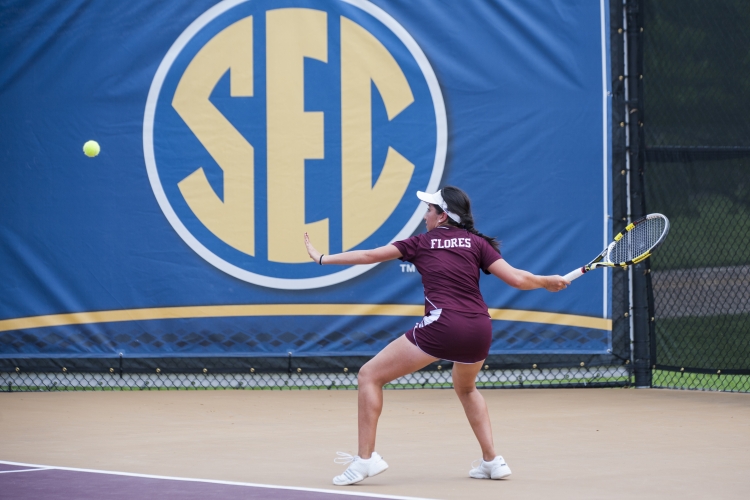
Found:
[357,335,437,458]
[452,360,497,461]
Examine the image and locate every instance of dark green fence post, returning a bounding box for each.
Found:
[625,0,652,388]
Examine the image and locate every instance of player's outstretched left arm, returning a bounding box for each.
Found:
[487,259,569,292]
[304,233,403,265]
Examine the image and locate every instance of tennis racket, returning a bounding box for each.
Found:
[564,213,670,282]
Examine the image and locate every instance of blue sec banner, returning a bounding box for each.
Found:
[0,0,612,359]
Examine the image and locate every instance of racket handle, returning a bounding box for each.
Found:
[563,268,586,282]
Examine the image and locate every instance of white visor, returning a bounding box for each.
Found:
[416,190,462,223]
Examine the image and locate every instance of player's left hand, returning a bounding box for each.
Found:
[304,232,322,263]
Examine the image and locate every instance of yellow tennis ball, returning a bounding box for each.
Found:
[83,140,100,157]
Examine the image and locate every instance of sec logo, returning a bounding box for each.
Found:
[144,0,446,289]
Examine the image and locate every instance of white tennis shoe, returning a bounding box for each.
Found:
[332,451,389,485]
[469,455,512,480]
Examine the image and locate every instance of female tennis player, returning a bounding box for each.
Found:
[304,186,569,485]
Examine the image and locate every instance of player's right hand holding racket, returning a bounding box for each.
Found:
[564,213,670,282]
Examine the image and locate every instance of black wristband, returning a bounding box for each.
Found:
[319,254,324,265]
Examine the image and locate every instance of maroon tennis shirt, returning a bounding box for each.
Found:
[392,226,502,316]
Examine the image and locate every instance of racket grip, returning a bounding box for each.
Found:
[563,268,586,282]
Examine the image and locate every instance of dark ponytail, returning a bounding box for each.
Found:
[435,186,500,253]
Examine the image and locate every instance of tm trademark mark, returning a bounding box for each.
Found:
[400,264,416,273]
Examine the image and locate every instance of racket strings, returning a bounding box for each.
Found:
[608,216,667,263]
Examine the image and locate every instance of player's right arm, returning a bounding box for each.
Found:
[487,259,568,292]
[304,233,403,265]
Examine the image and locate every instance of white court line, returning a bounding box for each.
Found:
[0,468,50,474]
[0,460,437,500]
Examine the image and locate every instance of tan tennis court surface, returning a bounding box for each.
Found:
[1,388,748,499]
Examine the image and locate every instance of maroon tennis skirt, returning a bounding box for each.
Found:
[405,308,492,364]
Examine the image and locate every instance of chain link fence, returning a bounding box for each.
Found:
[644,0,750,392]
[0,355,630,392]
[5,1,747,395]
